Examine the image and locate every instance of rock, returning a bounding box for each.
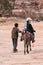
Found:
[12,0,43,20]
[12,9,26,18]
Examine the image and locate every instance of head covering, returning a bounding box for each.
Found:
[26,17,32,21]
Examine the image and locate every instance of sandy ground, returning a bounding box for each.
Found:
[0,18,43,65]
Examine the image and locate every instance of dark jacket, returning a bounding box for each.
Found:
[12,27,19,39]
[12,27,21,39]
[27,23,35,34]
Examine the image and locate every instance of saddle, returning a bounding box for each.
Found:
[24,32,31,38]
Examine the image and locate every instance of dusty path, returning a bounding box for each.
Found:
[0,20,43,65]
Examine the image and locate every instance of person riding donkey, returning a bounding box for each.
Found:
[24,17,36,43]
[23,17,36,54]
[20,17,36,54]
[21,17,35,42]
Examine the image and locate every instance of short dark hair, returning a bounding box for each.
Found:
[14,23,18,27]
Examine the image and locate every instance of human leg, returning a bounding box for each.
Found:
[13,38,18,52]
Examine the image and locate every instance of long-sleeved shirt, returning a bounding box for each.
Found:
[27,23,35,34]
[24,22,35,34]
[11,27,21,39]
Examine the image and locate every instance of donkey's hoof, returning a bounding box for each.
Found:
[30,48,32,51]
[24,51,26,55]
[27,51,29,54]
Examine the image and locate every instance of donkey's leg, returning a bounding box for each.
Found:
[24,39,27,54]
[29,42,32,51]
[27,44,29,53]
[27,39,30,53]
[24,43,27,54]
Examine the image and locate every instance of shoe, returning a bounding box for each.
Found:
[13,49,18,53]
[27,51,29,54]
[15,49,18,51]
[27,50,29,54]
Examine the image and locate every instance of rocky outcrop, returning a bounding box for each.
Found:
[12,9,26,18]
[12,0,43,20]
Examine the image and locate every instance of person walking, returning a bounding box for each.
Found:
[11,23,21,52]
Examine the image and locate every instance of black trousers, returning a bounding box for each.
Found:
[12,38,18,51]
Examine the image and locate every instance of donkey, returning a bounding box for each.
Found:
[20,29,32,54]
[24,31,32,54]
